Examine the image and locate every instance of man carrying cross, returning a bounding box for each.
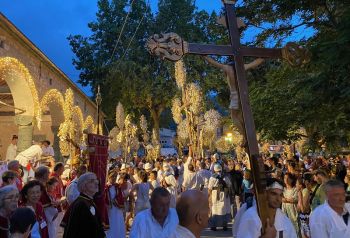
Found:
[146,0,309,236]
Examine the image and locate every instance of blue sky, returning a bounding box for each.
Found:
[0,0,222,96]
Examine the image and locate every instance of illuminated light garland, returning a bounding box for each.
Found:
[171,97,183,124]
[0,57,41,129]
[83,115,95,133]
[175,59,186,89]
[40,89,65,112]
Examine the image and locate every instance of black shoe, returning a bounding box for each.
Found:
[210,227,217,231]
[223,226,228,231]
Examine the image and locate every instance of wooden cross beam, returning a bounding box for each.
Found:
[146,0,310,230]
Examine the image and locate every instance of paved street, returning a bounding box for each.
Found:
[201,225,232,238]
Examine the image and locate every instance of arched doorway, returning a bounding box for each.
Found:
[0,57,40,154]
[40,89,65,159]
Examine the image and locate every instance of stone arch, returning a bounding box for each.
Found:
[0,57,41,151]
[40,89,65,158]
[72,106,84,144]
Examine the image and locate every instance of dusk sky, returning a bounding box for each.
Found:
[0,0,222,96]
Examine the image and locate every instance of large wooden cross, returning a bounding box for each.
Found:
[146,0,309,229]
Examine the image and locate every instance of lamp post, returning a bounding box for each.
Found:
[95,85,102,135]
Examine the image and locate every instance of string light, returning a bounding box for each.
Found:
[40,89,65,112]
[0,57,41,129]
[83,115,95,133]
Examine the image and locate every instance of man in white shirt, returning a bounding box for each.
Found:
[65,165,87,204]
[310,179,350,238]
[175,189,209,238]
[236,178,297,238]
[196,162,212,196]
[182,164,204,191]
[15,142,43,182]
[129,187,179,238]
[5,135,18,161]
[41,140,55,157]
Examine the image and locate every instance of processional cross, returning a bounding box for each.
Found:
[146,0,310,229]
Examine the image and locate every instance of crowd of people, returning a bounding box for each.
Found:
[0,134,350,238]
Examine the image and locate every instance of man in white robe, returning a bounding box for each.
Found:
[175,189,209,238]
[196,162,212,196]
[5,135,18,161]
[236,178,297,238]
[182,164,204,191]
[130,187,178,238]
[310,179,350,238]
[208,163,231,231]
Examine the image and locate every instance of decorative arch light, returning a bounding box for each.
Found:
[0,57,41,128]
[40,89,65,113]
[83,115,95,133]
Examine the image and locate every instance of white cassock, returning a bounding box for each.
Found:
[174,225,195,238]
[208,175,231,216]
[182,171,204,191]
[236,206,297,238]
[129,208,178,238]
[232,201,255,238]
[310,201,350,238]
[6,143,17,161]
[105,185,126,238]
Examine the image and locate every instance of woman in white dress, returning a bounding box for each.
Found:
[130,170,153,214]
[105,171,126,238]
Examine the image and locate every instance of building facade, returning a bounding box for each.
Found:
[0,13,99,160]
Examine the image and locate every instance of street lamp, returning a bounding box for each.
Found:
[225,132,233,143]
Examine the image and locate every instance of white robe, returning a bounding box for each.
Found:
[310,201,350,238]
[6,143,17,161]
[105,185,126,238]
[129,208,178,238]
[182,171,204,191]
[236,206,297,238]
[208,176,231,216]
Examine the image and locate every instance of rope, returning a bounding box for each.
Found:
[120,13,145,61]
[109,0,136,63]
[119,0,150,62]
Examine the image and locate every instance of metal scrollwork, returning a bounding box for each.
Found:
[146,33,186,62]
[282,42,311,67]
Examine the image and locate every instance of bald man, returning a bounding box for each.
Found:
[175,189,209,238]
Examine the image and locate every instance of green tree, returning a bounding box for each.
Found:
[68,0,218,141]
